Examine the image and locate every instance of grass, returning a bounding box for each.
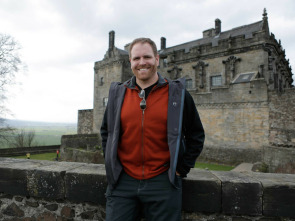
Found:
[195,162,234,171]
[12,152,58,161]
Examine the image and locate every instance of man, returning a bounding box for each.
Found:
[100,38,205,221]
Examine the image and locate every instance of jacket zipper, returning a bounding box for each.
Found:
[141,108,145,179]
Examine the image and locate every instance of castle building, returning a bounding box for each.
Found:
[77,9,295,172]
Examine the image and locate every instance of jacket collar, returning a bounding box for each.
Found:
[124,73,167,89]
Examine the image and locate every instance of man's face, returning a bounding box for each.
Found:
[130,43,159,83]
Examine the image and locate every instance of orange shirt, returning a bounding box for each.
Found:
[118,85,170,180]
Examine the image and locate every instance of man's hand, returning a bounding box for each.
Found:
[176,171,181,176]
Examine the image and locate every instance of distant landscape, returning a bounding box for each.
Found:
[0,119,77,148]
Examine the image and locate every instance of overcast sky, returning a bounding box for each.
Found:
[1,0,295,123]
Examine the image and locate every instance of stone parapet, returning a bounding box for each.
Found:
[60,134,104,164]
[0,158,294,220]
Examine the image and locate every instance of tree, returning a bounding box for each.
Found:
[0,33,23,145]
[0,118,14,146]
[0,33,21,92]
[11,129,37,148]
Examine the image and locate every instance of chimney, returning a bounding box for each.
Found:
[203,28,214,38]
[161,37,166,50]
[124,43,131,52]
[109,30,115,50]
[215,19,221,35]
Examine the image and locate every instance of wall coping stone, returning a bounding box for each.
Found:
[0,157,294,219]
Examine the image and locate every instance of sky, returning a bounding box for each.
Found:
[1,0,295,123]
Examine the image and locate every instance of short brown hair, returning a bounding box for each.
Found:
[129,38,158,58]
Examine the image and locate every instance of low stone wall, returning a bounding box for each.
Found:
[0,145,60,157]
[199,145,263,165]
[60,134,104,164]
[61,134,101,151]
[200,145,295,173]
[0,158,294,220]
[269,88,295,147]
[263,146,295,173]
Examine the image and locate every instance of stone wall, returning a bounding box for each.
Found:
[263,145,295,174]
[193,76,269,148]
[0,158,294,220]
[269,88,295,147]
[60,134,104,164]
[77,109,93,134]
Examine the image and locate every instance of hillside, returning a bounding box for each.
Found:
[3,119,76,128]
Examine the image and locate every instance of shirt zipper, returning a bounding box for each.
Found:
[138,82,168,179]
[141,108,145,179]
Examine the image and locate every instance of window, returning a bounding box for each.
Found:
[186,78,193,89]
[163,58,168,67]
[233,72,255,84]
[103,97,108,107]
[211,75,222,86]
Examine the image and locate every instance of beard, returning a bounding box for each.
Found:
[132,63,158,82]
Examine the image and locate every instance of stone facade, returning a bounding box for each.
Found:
[77,9,294,169]
[92,31,133,133]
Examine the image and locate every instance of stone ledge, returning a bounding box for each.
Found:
[0,158,294,218]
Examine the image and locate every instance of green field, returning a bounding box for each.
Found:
[0,120,77,148]
[28,126,77,146]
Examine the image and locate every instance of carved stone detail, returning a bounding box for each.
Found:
[167,65,182,80]
[223,56,241,82]
[193,60,208,89]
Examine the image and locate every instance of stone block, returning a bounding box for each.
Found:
[65,164,107,205]
[3,202,24,217]
[80,210,96,219]
[182,169,221,213]
[27,161,84,199]
[36,211,57,220]
[0,158,52,196]
[26,200,39,208]
[45,203,58,211]
[61,206,75,218]
[212,171,262,215]
[250,172,295,218]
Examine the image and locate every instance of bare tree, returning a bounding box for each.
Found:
[13,129,26,147]
[0,118,15,146]
[11,129,37,148]
[26,130,36,147]
[0,33,23,144]
[0,34,22,92]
